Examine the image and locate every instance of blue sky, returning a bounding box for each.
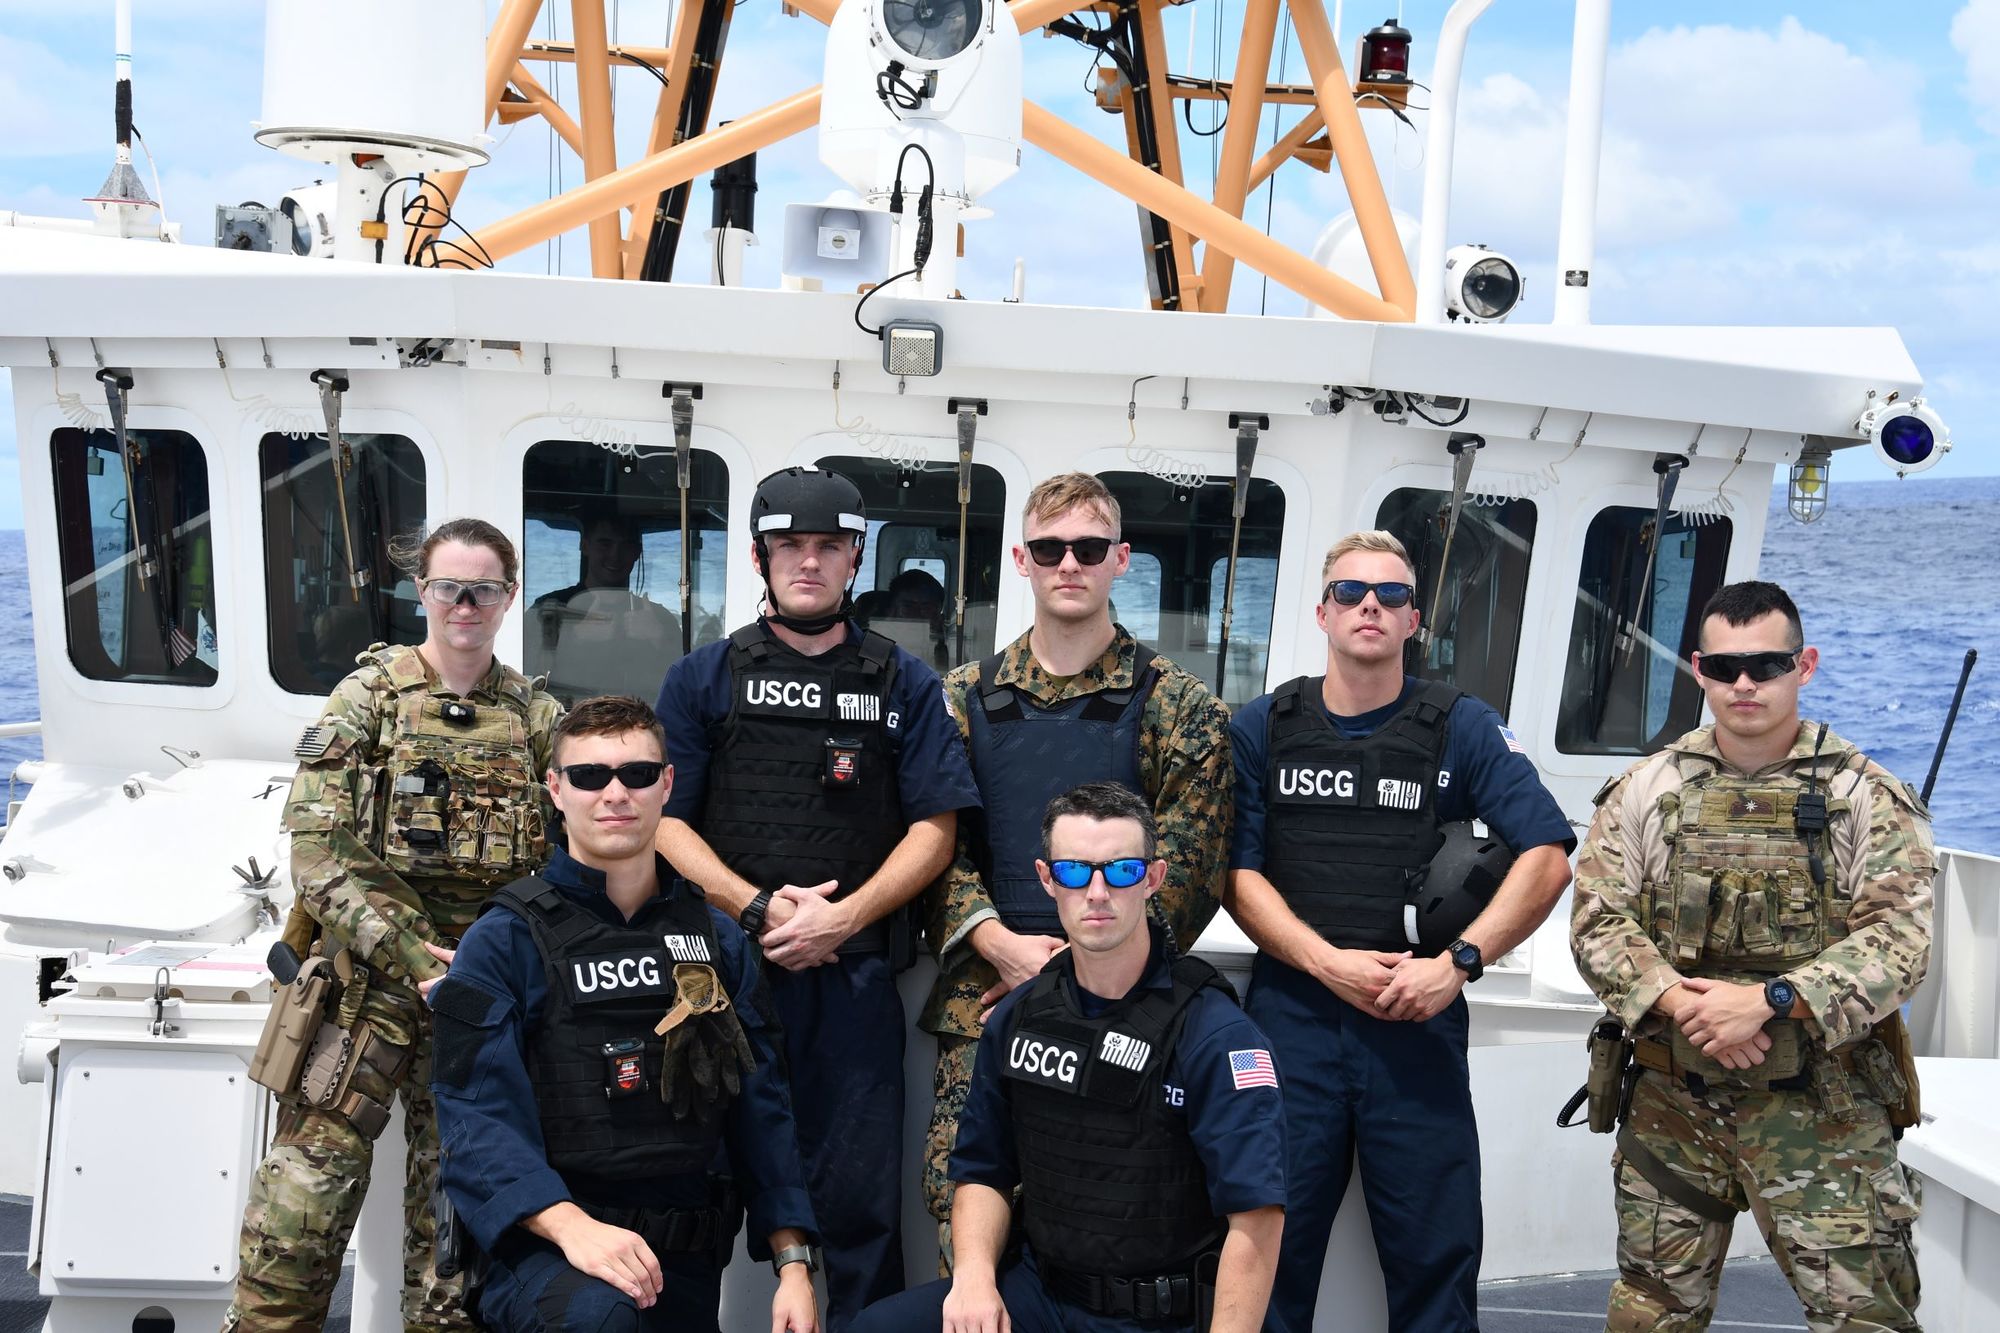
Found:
[2,0,1996,527]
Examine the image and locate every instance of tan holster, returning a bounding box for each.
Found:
[248,952,343,1096]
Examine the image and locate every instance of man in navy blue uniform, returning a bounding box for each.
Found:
[853,781,1287,1333]
[428,694,819,1332]
[653,466,981,1330]
[1226,530,1574,1333]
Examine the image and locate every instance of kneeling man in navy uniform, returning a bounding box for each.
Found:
[854,781,1286,1333]
[429,695,820,1332]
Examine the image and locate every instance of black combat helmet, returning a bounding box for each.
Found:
[750,466,868,632]
[1408,820,1517,955]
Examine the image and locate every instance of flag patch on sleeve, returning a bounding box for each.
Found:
[1497,725,1527,755]
[1228,1049,1278,1090]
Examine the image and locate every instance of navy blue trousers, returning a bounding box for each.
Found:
[851,1250,1190,1333]
[765,951,907,1333]
[475,1232,723,1333]
[1245,954,1481,1333]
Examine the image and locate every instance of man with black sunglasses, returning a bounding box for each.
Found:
[916,471,1234,1271]
[428,695,819,1332]
[854,781,1285,1333]
[1572,580,1933,1331]
[1225,529,1574,1332]
[652,465,980,1331]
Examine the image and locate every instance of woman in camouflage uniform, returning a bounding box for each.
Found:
[226,518,564,1332]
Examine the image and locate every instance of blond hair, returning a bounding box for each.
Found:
[1023,472,1121,535]
[1321,530,1415,584]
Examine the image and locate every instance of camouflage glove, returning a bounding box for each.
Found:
[658,964,747,1119]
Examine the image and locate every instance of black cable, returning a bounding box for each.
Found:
[526,41,671,88]
[854,267,922,336]
[1405,394,1471,428]
[1182,88,1228,137]
[877,61,924,112]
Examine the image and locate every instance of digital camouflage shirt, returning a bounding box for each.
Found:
[283,646,563,990]
[1571,722,1935,1050]
[919,627,1233,1038]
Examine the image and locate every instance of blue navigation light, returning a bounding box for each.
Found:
[1879,413,1936,467]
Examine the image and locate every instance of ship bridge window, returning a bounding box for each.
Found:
[1558,506,1734,754]
[1104,472,1285,708]
[1375,488,1538,715]
[523,439,730,707]
[261,432,428,696]
[818,455,1007,671]
[51,428,219,686]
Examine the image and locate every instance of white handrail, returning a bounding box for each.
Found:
[1413,0,1498,324]
[0,722,42,740]
[1552,0,1612,324]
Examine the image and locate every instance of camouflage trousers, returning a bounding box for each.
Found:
[922,1034,980,1277]
[224,981,474,1332]
[1606,1068,1922,1333]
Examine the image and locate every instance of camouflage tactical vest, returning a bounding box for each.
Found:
[352,644,552,889]
[1647,734,1854,984]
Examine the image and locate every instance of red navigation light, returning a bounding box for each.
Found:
[1360,19,1413,85]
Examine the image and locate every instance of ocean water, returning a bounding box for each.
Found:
[1,476,1994,853]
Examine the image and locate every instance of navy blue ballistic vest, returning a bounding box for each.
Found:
[1002,946,1232,1276]
[701,623,904,952]
[487,877,728,1180]
[966,648,1159,937]
[1262,677,1461,953]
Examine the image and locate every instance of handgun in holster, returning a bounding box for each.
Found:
[1557,1012,1634,1134]
[248,907,342,1096]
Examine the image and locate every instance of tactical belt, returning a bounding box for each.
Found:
[1633,1029,1852,1094]
[1041,1257,1201,1321]
[575,1198,732,1256]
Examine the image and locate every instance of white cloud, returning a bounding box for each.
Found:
[1952,0,2000,136]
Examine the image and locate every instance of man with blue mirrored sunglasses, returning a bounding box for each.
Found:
[854,781,1285,1333]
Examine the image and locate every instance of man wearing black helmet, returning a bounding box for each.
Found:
[1225,530,1574,1333]
[653,466,980,1331]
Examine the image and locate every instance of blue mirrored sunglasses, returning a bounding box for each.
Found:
[1047,857,1150,890]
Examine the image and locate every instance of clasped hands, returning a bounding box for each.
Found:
[758,880,853,972]
[1317,947,1466,1022]
[1662,975,1784,1070]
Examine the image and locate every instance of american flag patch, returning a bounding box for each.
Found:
[295,725,335,760]
[1497,725,1526,755]
[1228,1049,1278,1090]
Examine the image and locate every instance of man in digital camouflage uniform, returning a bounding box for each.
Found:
[228,632,562,1331]
[1571,580,1933,1333]
[919,471,1232,1269]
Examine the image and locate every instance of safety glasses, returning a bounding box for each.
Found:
[419,578,515,608]
[1047,857,1151,889]
[1323,579,1414,609]
[1024,537,1115,568]
[1695,650,1799,684]
[555,761,666,792]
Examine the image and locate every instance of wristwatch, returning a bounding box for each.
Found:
[771,1244,820,1278]
[1763,976,1798,1018]
[1447,938,1484,983]
[739,890,774,939]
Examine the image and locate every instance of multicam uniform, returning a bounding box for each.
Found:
[227,644,561,1332]
[1571,721,1934,1333]
[919,629,1233,1249]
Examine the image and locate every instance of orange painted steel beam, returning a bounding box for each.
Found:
[1247,107,1325,192]
[427,0,547,248]
[510,63,587,159]
[1199,0,1282,312]
[1170,79,1317,105]
[1285,0,1415,313]
[1135,0,1200,311]
[570,0,623,278]
[522,40,674,67]
[1023,101,1407,321]
[470,88,822,264]
[622,0,709,275]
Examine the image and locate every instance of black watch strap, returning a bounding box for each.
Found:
[1449,938,1484,983]
[740,890,773,938]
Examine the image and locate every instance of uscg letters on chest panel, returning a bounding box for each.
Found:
[566,950,677,1003]
[1651,759,1845,976]
[378,690,546,884]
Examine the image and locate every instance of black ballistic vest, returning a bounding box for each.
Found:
[701,623,905,951]
[1002,944,1232,1275]
[488,876,728,1180]
[1262,677,1460,952]
[966,647,1159,936]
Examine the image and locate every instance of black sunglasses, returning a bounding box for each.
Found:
[1024,537,1115,567]
[1323,579,1414,609]
[1695,650,1799,684]
[555,761,666,792]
